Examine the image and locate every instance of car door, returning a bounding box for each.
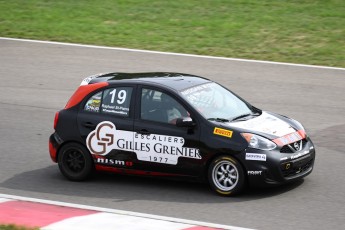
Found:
[133,85,204,176]
[77,84,138,168]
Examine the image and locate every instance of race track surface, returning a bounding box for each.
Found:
[0,38,344,230]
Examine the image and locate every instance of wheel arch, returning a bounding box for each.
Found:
[56,140,93,163]
[57,140,95,181]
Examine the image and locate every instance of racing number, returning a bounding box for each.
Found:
[109,89,127,104]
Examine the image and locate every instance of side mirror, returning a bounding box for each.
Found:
[176,117,195,127]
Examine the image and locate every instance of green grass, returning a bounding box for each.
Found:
[0,0,344,67]
[0,225,38,230]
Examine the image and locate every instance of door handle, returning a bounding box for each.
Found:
[137,129,150,135]
[83,122,96,129]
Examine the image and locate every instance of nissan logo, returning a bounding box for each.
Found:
[294,141,301,151]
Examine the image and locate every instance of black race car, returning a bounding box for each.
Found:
[49,72,315,196]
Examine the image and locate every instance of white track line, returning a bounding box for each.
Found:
[42,213,194,230]
[0,194,255,230]
[1,37,344,71]
[0,198,11,203]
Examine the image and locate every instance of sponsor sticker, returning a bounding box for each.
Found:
[85,99,101,112]
[248,171,262,175]
[213,127,233,138]
[95,157,133,167]
[245,153,266,161]
[86,121,201,165]
[180,83,213,96]
[290,150,310,160]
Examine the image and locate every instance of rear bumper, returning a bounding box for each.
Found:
[49,132,63,163]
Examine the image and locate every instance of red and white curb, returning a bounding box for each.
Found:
[0,194,254,230]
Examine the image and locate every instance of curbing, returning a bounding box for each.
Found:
[0,194,255,230]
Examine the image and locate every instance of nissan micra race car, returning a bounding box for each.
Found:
[49,72,315,196]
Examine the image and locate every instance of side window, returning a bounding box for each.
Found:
[84,91,102,113]
[101,87,133,117]
[141,88,188,124]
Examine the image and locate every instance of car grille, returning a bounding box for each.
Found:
[280,138,308,153]
[281,158,313,178]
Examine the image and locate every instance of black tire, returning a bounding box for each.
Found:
[208,155,245,196]
[58,142,94,181]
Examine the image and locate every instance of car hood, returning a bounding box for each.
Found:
[225,112,296,139]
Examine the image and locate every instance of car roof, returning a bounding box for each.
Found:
[87,72,211,91]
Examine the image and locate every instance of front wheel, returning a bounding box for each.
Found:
[58,143,94,181]
[208,156,245,196]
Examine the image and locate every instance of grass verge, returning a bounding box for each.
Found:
[0,225,38,230]
[0,0,344,67]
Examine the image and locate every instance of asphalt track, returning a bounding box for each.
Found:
[0,38,344,230]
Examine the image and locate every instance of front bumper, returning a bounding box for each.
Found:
[242,138,315,187]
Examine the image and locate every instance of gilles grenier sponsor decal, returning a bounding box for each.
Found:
[86,121,201,165]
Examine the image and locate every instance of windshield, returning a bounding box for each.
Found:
[180,82,255,121]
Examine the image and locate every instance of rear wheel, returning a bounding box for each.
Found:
[208,156,245,196]
[58,143,94,181]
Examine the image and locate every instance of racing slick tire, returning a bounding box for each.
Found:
[58,142,94,181]
[208,155,245,196]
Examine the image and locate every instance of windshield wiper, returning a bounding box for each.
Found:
[207,118,230,122]
[231,113,253,121]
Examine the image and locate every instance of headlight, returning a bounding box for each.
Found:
[241,133,276,150]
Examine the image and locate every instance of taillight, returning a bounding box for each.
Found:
[54,112,59,130]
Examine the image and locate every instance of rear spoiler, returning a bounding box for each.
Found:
[80,72,115,86]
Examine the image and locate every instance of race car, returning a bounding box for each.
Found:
[49,72,315,196]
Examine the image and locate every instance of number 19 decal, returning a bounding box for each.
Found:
[109,89,127,104]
